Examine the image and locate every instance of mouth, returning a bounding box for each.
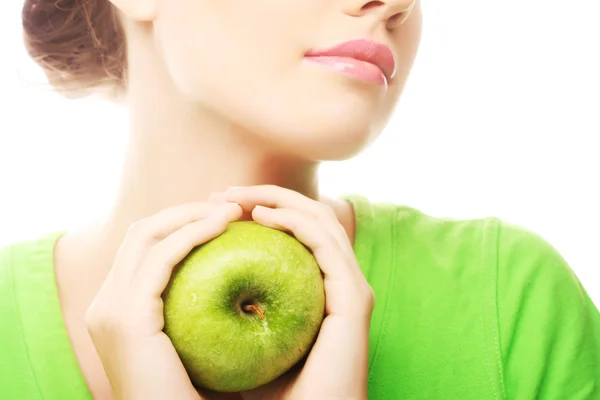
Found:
[304,38,396,86]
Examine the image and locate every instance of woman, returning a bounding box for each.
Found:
[1,0,598,399]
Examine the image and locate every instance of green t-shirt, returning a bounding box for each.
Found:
[1,195,599,399]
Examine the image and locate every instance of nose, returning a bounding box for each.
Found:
[343,0,415,28]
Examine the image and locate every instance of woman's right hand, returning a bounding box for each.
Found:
[85,201,243,400]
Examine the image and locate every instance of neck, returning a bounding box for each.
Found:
[58,37,355,285]
[59,64,331,299]
[113,127,320,226]
[104,61,321,240]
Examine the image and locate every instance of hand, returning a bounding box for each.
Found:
[220,185,375,400]
[85,201,243,400]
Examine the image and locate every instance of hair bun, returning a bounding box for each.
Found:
[21,0,126,98]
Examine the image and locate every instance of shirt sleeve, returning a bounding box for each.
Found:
[496,221,600,399]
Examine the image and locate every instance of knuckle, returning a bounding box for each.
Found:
[205,213,230,231]
[85,301,135,338]
[281,209,301,230]
[316,202,337,219]
[85,302,117,333]
[126,219,161,243]
[127,219,150,236]
[83,308,97,330]
[323,230,338,247]
[363,285,376,309]
[190,201,214,216]
[350,282,375,312]
[215,215,233,229]
[84,289,132,335]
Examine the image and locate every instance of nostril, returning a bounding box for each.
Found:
[361,1,385,11]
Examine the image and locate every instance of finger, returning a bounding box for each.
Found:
[224,185,350,249]
[224,185,321,214]
[132,203,242,298]
[127,201,239,242]
[251,205,356,281]
[253,205,374,319]
[112,202,241,287]
[293,316,370,398]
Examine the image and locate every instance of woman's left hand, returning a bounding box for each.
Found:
[217,185,375,400]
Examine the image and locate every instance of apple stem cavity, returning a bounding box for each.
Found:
[243,304,266,320]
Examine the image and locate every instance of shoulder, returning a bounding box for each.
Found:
[353,195,599,398]
[0,233,65,305]
[350,193,582,276]
[0,232,64,270]
[363,194,597,322]
[0,232,65,397]
[492,219,589,317]
[492,221,600,398]
[0,232,66,303]
[346,193,502,265]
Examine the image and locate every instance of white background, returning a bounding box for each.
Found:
[1,1,598,305]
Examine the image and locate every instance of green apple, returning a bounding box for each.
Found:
[162,221,326,392]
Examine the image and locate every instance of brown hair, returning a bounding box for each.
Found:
[21,0,126,98]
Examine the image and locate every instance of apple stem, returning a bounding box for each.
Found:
[243,304,265,320]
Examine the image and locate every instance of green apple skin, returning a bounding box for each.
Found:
[162,221,325,392]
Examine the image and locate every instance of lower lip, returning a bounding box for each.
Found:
[303,56,387,86]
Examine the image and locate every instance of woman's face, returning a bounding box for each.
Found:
[148,0,422,160]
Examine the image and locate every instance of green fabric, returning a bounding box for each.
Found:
[1,195,599,399]
[0,232,92,400]
[344,195,599,400]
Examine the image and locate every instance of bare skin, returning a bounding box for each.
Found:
[47,0,423,398]
[54,198,355,400]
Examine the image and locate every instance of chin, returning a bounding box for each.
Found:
[259,112,381,162]
[258,83,390,159]
[203,71,394,161]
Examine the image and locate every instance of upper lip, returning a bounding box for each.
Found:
[305,38,396,81]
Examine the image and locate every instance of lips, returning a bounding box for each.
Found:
[304,38,396,82]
